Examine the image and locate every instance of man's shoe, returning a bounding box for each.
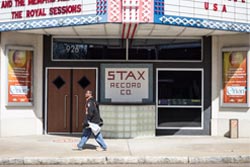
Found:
[96,147,107,152]
[77,147,83,151]
[72,144,83,151]
[77,144,83,151]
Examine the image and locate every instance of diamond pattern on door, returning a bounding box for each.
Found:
[78,76,90,89]
[53,76,65,89]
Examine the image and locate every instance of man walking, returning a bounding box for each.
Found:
[77,90,107,151]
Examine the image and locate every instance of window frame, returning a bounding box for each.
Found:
[156,68,204,130]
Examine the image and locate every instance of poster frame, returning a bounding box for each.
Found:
[220,47,250,108]
[5,45,34,107]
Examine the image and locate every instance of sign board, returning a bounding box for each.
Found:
[163,0,248,23]
[0,0,96,22]
[101,64,153,103]
[0,0,105,31]
[1,0,250,32]
[6,46,33,106]
[155,0,250,32]
[221,47,250,107]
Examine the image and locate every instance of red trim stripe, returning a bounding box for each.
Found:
[130,23,138,39]
[126,23,132,39]
[121,23,126,39]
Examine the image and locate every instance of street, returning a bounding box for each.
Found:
[1,164,250,167]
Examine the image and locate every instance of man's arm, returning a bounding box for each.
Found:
[86,101,95,120]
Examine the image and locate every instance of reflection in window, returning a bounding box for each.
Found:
[158,108,202,128]
[158,70,202,106]
[53,39,126,60]
[157,70,203,128]
[129,39,202,60]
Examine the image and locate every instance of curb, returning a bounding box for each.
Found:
[0,155,250,165]
[189,155,250,164]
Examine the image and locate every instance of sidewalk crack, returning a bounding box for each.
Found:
[127,139,132,156]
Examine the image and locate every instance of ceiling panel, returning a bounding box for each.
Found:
[17,29,47,34]
[180,28,214,36]
[16,23,241,37]
[45,27,76,35]
[74,24,106,36]
[151,25,185,36]
[210,30,241,35]
[105,24,121,36]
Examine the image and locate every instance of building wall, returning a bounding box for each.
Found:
[212,34,250,138]
[0,32,43,137]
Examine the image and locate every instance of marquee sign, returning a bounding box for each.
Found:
[0,0,107,31]
[0,0,250,32]
[155,0,250,32]
[100,64,153,103]
[0,0,100,20]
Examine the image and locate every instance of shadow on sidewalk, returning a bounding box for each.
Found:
[72,143,98,151]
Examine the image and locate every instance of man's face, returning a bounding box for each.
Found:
[85,91,91,98]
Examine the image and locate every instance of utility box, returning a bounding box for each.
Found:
[229,119,238,138]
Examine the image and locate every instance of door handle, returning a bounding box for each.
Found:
[64,95,68,129]
[75,95,79,129]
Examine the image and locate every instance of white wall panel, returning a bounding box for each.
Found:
[0,32,43,136]
[212,34,250,138]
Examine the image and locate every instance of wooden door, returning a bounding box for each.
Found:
[72,69,96,132]
[47,69,71,132]
[47,69,96,133]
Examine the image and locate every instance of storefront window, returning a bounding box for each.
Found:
[129,39,202,61]
[158,70,201,105]
[156,69,203,129]
[52,38,201,61]
[53,38,126,60]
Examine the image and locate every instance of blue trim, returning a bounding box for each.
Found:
[154,14,250,33]
[0,14,107,32]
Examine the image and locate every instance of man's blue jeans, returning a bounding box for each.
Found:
[77,128,107,150]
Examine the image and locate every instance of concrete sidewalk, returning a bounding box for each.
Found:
[0,135,249,165]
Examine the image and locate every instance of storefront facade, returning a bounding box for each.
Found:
[0,0,250,138]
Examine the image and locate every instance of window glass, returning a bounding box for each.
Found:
[158,70,202,106]
[157,70,203,128]
[158,108,202,128]
[53,39,126,60]
[129,39,202,60]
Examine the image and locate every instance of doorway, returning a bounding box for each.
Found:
[46,68,97,134]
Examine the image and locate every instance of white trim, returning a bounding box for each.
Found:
[45,67,98,134]
[156,68,204,130]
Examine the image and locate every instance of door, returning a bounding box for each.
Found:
[47,69,96,133]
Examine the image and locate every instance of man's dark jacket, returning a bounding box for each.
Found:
[83,97,101,128]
